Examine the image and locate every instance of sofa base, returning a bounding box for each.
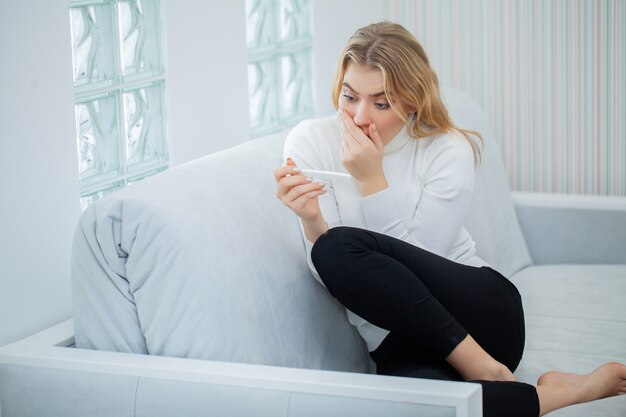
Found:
[0,320,481,417]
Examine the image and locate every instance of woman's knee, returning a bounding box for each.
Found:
[311,227,374,289]
[311,226,352,269]
[312,226,375,260]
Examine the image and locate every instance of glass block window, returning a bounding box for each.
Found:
[246,0,314,137]
[69,0,168,210]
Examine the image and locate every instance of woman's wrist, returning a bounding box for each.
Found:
[358,174,389,197]
[302,213,328,244]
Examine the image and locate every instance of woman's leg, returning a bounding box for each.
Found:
[371,331,540,417]
[314,227,626,416]
[311,226,523,381]
[370,331,463,380]
[373,332,626,417]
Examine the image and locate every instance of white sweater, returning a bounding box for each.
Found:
[283,115,488,351]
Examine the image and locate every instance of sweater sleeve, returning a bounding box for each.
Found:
[282,120,342,286]
[360,134,476,257]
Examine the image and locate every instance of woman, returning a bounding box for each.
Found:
[274,21,626,417]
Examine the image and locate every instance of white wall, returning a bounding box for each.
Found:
[312,0,388,117]
[164,0,250,165]
[0,1,80,346]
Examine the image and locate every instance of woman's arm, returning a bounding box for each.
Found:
[361,135,476,257]
[280,156,330,243]
[282,120,344,237]
[300,211,329,244]
[337,110,475,256]
[279,119,345,286]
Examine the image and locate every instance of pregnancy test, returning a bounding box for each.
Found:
[299,169,353,181]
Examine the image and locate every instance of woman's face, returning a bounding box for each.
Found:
[338,62,410,145]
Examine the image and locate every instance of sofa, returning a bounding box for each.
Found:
[1,88,624,417]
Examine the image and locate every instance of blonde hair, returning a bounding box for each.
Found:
[331,21,482,164]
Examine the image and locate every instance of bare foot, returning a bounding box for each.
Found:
[536,362,626,416]
[445,335,517,382]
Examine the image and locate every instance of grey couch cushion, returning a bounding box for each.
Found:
[511,264,626,417]
[442,88,532,278]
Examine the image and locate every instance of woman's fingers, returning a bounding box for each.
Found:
[274,164,301,183]
[342,122,370,161]
[283,181,325,204]
[276,170,325,204]
[279,174,313,192]
[274,158,326,219]
[368,123,384,151]
[339,110,368,146]
[290,187,326,210]
[340,124,353,152]
[339,113,380,159]
[276,173,307,199]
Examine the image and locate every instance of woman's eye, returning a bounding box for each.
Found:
[342,94,355,102]
[375,103,390,110]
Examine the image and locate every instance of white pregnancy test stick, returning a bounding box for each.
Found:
[299,169,353,181]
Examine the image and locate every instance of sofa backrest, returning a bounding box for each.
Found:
[441,87,532,277]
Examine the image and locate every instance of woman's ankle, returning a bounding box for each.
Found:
[445,334,516,382]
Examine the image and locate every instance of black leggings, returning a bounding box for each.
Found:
[311,227,540,417]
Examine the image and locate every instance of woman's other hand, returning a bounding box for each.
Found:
[339,110,388,197]
[274,158,326,222]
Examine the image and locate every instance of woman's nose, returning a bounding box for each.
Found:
[352,103,371,128]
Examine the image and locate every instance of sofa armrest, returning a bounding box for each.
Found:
[0,321,481,417]
[512,192,626,265]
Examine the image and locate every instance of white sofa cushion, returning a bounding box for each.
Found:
[511,264,626,417]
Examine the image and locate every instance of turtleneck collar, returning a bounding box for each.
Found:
[383,116,415,155]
